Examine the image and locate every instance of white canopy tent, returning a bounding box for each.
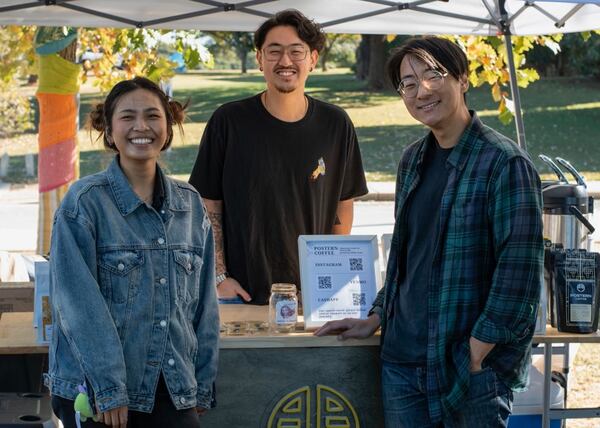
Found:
[1,0,599,147]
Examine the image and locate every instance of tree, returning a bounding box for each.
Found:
[34,26,80,254]
[0,25,212,252]
[0,26,36,138]
[453,35,562,124]
[78,28,211,92]
[366,35,387,90]
[206,32,254,73]
[354,35,370,80]
[320,33,359,71]
[353,32,566,123]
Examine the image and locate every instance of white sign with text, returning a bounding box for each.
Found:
[298,235,382,330]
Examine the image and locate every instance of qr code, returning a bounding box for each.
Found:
[349,257,363,271]
[352,293,366,306]
[318,275,333,290]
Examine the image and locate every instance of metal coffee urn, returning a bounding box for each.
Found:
[540,155,600,333]
[540,155,595,250]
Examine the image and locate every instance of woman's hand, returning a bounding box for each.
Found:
[97,405,128,427]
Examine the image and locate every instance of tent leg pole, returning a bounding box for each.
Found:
[503,32,527,150]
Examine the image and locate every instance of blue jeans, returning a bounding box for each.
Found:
[381,361,512,428]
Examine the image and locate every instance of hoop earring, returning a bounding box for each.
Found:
[259,66,263,71]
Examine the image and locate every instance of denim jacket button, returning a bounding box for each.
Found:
[179,397,186,404]
[117,263,125,271]
[160,320,167,327]
[157,237,165,245]
[168,358,175,366]
[159,278,167,285]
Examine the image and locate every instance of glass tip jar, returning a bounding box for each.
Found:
[269,283,298,333]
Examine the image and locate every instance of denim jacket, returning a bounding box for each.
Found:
[45,157,219,413]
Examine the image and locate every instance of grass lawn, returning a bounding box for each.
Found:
[2,69,600,183]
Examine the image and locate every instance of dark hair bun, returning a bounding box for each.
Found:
[169,99,188,125]
[88,102,106,132]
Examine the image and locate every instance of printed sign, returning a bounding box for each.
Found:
[298,235,381,329]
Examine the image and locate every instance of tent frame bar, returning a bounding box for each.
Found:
[498,0,527,149]
[143,0,276,28]
[556,4,585,28]
[0,0,74,14]
[322,0,493,28]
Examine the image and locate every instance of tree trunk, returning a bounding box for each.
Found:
[367,35,386,90]
[321,49,330,72]
[238,49,248,74]
[35,28,80,254]
[355,35,370,80]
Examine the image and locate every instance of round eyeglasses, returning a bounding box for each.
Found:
[397,69,448,98]
[262,44,309,62]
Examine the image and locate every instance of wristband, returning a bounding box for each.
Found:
[215,272,229,285]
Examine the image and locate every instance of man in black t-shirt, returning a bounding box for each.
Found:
[189,10,368,305]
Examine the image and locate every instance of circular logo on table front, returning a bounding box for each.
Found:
[577,283,586,293]
[267,384,360,428]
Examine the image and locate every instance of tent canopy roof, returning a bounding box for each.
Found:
[1,0,599,35]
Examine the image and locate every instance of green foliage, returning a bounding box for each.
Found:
[0,92,33,138]
[0,26,36,138]
[205,32,254,72]
[526,30,600,78]
[451,34,562,123]
[0,26,36,88]
[557,31,600,79]
[79,28,212,91]
[320,34,359,71]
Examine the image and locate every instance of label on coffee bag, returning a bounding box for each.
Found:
[567,279,594,323]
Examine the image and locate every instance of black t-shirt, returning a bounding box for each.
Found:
[381,137,451,364]
[189,94,368,304]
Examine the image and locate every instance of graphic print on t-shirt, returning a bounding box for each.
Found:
[310,157,326,181]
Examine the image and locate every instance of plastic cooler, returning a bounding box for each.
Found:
[0,393,55,427]
[508,365,564,428]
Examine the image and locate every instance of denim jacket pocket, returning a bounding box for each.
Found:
[98,250,144,304]
[174,250,203,304]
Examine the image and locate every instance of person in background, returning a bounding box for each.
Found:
[47,77,219,428]
[189,9,368,305]
[315,36,543,428]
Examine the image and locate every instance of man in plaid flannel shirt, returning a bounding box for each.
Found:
[316,37,543,427]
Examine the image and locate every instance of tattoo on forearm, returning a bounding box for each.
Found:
[207,211,227,274]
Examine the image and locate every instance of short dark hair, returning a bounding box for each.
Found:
[254,9,326,53]
[386,37,469,94]
[88,76,187,151]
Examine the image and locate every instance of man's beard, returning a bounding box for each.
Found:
[272,66,299,94]
[274,84,295,94]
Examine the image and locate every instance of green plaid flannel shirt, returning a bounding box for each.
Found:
[371,112,543,422]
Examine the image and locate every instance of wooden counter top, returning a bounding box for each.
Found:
[0,312,47,354]
[533,326,600,344]
[0,307,380,354]
[5,308,596,355]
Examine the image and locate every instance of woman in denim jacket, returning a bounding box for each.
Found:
[46,77,219,428]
